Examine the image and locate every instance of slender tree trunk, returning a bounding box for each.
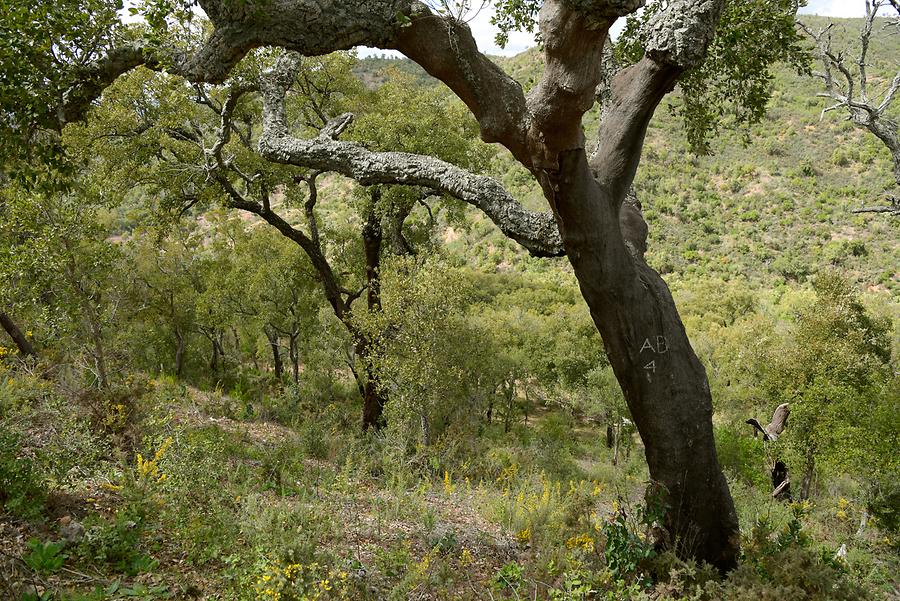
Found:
[613,420,620,466]
[358,336,386,431]
[856,510,869,537]
[82,301,109,390]
[359,195,388,431]
[266,328,283,379]
[421,412,431,446]
[503,381,514,434]
[174,329,186,377]
[605,411,615,449]
[0,312,36,357]
[89,319,109,390]
[215,334,226,375]
[230,326,241,363]
[209,338,218,372]
[800,448,815,501]
[549,149,739,570]
[289,333,299,384]
[523,385,530,427]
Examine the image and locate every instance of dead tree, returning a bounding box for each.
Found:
[799,1,900,215]
[746,402,790,442]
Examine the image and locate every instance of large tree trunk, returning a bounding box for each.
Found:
[550,149,739,570]
[80,0,739,568]
[0,312,36,357]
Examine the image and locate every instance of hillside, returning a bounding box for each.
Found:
[2,11,899,601]
[356,15,900,294]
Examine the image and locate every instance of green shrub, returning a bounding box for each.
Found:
[76,512,155,576]
[868,479,900,534]
[0,427,46,519]
[24,539,67,575]
[299,421,329,460]
[493,562,526,593]
[715,425,768,487]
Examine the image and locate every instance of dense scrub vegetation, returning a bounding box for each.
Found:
[1,12,898,601]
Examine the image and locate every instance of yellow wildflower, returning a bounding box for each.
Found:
[516,527,531,544]
[565,533,595,553]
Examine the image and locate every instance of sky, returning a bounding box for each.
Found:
[360,0,875,58]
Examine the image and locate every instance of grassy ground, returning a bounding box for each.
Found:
[2,368,897,600]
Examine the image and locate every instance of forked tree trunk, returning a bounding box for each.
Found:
[550,150,739,570]
[0,312,36,357]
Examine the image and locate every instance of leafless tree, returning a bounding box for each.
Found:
[799,0,900,215]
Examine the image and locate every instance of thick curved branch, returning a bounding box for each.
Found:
[58,0,420,126]
[392,7,532,165]
[60,45,154,126]
[258,56,563,257]
[590,0,725,200]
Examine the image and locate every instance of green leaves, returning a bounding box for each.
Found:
[24,539,67,575]
[0,0,122,187]
[491,0,541,49]
[617,0,810,154]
